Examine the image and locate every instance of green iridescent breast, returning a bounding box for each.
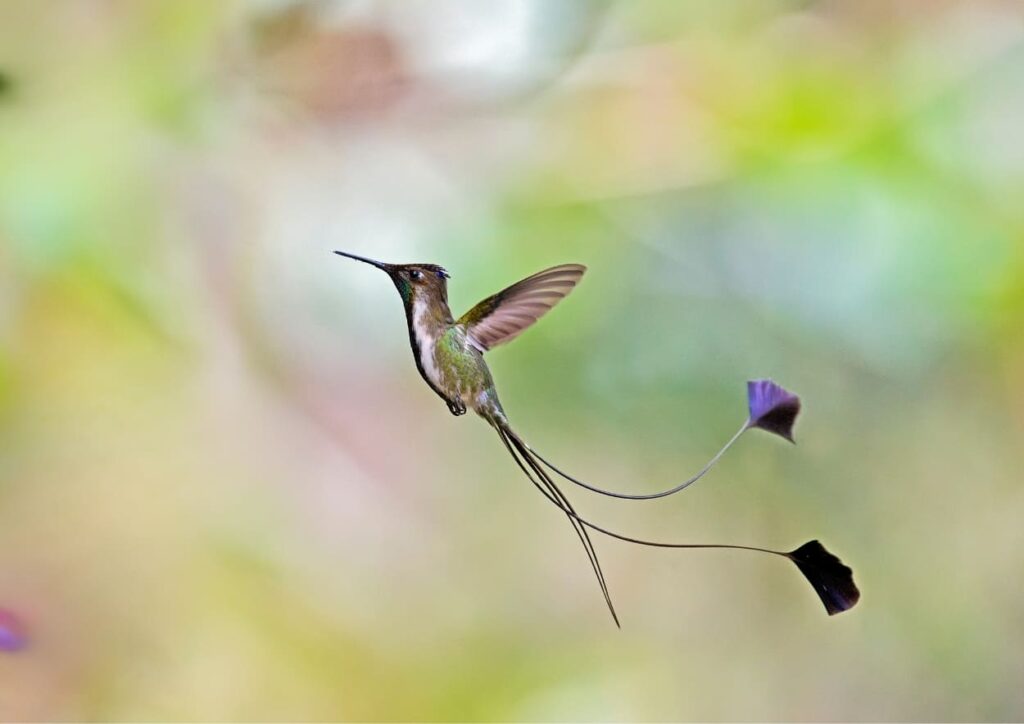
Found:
[435,326,495,400]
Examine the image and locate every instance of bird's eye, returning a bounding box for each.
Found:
[409,270,423,281]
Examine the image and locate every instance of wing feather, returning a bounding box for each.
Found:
[457,264,586,351]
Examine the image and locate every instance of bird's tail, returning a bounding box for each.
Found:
[491,420,860,624]
[494,420,620,627]
[521,378,803,502]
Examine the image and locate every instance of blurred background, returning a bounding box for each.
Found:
[1,0,1023,720]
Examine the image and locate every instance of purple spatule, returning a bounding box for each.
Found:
[0,608,27,652]
[747,379,802,443]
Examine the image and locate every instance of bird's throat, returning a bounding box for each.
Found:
[410,297,447,390]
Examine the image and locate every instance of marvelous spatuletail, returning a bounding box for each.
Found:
[334,251,860,626]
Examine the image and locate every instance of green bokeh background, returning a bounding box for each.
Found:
[2,1,1023,720]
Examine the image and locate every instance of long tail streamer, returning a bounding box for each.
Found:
[529,380,805,501]
[489,380,860,625]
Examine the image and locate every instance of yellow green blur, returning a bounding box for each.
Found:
[1,1,1023,720]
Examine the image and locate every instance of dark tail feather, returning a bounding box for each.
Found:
[496,423,860,620]
[786,540,861,615]
[496,425,621,627]
[526,423,749,500]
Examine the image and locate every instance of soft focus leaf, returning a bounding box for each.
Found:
[0,608,26,652]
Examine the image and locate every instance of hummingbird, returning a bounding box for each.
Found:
[334,251,860,626]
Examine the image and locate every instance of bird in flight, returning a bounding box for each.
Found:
[334,251,860,626]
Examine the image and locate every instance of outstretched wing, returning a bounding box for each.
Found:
[457,264,587,351]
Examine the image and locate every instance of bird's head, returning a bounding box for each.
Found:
[334,251,450,307]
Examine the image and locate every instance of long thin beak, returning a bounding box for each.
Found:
[333,250,392,272]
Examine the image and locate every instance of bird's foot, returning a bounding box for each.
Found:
[447,399,467,416]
